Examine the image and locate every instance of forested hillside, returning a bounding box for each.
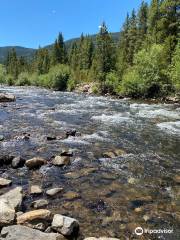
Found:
[0,0,179,99]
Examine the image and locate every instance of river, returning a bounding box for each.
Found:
[0,86,180,239]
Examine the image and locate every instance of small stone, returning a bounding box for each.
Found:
[143,215,150,222]
[0,135,4,141]
[12,156,25,168]
[47,136,57,141]
[66,129,76,138]
[17,209,51,224]
[51,214,79,236]
[30,185,43,195]
[102,152,116,158]
[173,175,180,184]
[63,191,80,200]
[0,177,12,188]
[25,157,47,169]
[52,156,70,166]
[128,177,138,184]
[61,149,73,157]
[134,207,142,213]
[32,199,49,209]
[46,188,63,197]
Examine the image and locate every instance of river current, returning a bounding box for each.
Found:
[0,86,179,239]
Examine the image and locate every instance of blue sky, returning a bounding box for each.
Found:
[0,0,150,48]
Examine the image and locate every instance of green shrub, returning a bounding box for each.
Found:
[121,44,172,98]
[171,43,180,92]
[121,67,144,97]
[105,71,120,94]
[47,64,70,90]
[16,72,31,86]
[0,64,6,84]
[5,75,14,86]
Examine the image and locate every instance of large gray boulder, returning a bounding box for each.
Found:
[0,187,23,210]
[51,214,79,236]
[0,93,15,102]
[0,225,64,240]
[0,199,15,226]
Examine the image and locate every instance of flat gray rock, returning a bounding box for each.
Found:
[52,214,79,236]
[0,187,23,210]
[0,225,64,240]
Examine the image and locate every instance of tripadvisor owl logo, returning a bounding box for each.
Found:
[135,227,144,236]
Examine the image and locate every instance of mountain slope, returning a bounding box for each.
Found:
[0,32,120,63]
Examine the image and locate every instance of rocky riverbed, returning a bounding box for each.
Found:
[0,86,180,239]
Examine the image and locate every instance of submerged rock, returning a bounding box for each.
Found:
[11,156,25,169]
[0,225,63,240]
[17,209,51,224]
[0,178,12,188]
[25,157,47,169]
[32,199,49,209]
[46,188,63,197]
[63,191,80,200]
[51,214,79,236]
[52,156,70,166]
[0,93,15,102]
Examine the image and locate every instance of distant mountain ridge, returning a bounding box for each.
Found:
[0,32,120,63]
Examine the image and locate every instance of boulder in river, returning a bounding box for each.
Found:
[0,199,15,226]
[52,156,70,166]
[17,209,52,224]
[0,135,4,141]
[0,155,14,166]
[0,187,23,210]
[47,136,57,141]
[0,178,12,188]
[46,188,63,197]
[60,149,73,157]
[11,156,25,169]
[30,185,43,195]
[0,225,64,240]
[51,214,79,236]
[25,157,47,169]
[0,93,15,102]
[65,129,76,138]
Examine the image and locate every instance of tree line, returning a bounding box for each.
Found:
[0,0,179,98]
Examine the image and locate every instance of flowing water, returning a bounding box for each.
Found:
[0,86,180,239]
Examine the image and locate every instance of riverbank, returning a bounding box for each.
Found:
[0,86,180,239]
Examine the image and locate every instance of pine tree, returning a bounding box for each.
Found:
[147,0,161,44]
[136,1,148,50]
[117,14,130,78]
[51,33,67,66]
[91,22,116,92]
[127,9,138,65]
